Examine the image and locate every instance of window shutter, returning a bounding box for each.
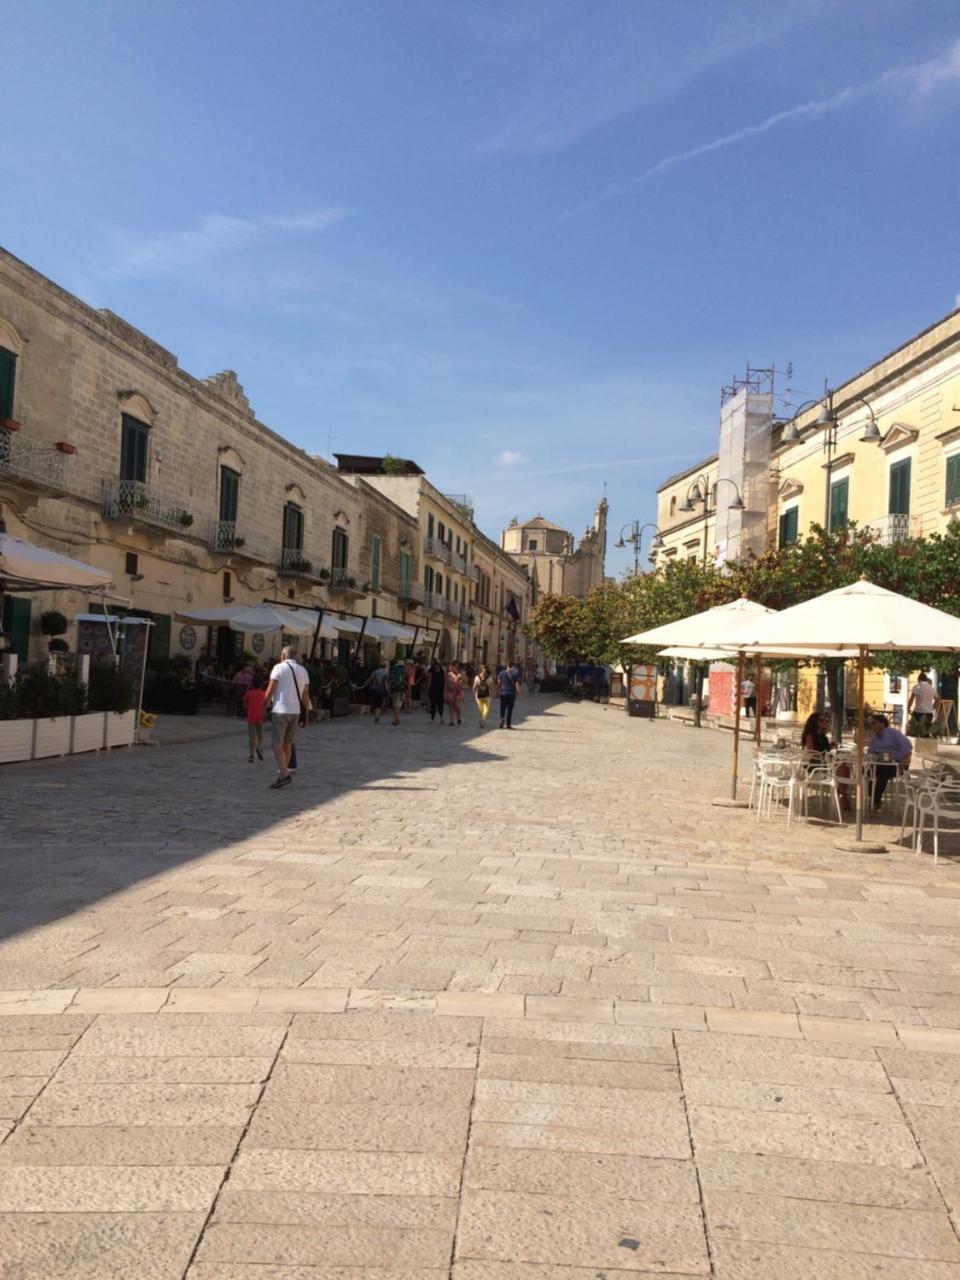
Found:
[0,347,17,420]
[889,460,911,516]
[946,456,960,507]
[371,536,381,590]
[219,467,240,523]
[829,478,849,531]
[778,508,798,547]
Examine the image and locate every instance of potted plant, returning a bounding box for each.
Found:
[318,567,330,580]
[134,493,150,511]
[40,610,69,653]
[89,662,136,748]
[232,535,245,548]
[0,676,33,762]
[346,575,357,589]
[138,709,157,743]
[178,511,194,528]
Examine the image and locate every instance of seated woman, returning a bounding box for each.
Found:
[801,711,852,810]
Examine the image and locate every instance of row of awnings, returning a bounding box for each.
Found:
[173,603,418,644]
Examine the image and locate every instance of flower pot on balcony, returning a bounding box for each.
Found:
[33,716,72,758]
[71,711,106,753]
[0,719,34,763]
[0,419,21,431]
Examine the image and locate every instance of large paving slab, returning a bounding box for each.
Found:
[1,697,960,1275]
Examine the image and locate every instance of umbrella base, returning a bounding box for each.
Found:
[711,797,749,808]
[833,837,888,854]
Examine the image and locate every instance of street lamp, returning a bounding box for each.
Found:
[678,476,745,565]
[614,521,663,576]
[777,391,880,526]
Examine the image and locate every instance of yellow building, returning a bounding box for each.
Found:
[774,306,960,724]
[650,455,720,567]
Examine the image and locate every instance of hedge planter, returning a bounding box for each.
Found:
[33,716,72,759]
[72,712,106,754]
[0,720,34,764]
[105,710,136,748]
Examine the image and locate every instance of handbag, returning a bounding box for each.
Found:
[287,661,308,727]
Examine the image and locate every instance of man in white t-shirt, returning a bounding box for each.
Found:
[908,672,938,737]
[741,677,757,718]
[263,645,312,788]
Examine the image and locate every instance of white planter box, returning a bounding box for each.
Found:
[776,710,798,723]
[0,719,35,764]
[33,716,72,759]
[72,712,106,753]
[105,709,136,748]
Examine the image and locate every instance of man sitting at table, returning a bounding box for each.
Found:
[867,714,912,809]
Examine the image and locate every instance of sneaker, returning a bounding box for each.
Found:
[256,749,263,761]
[248,754,254,763]
[270,774,292,789]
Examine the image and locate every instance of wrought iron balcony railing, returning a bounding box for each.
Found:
[103,479,194,533]
[449,551,467,576]
[424,536,451,564]
[867,514,922,545]
[423,590,444,612]
[397,579,425,604]
[210,520,272,563]
[0,429,67,493]
[279,547,326,580]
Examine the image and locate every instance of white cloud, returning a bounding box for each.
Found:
[498,449,527,466]
[563,36,960,218]
[114,207,344,275]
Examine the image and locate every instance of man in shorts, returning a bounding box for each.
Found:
[389,656,407,726]
[369,659,389,724]
[264,645,312,789]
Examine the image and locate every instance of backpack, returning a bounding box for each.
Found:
[390,663,406,692]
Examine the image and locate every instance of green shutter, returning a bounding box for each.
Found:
[778,507,798,547]
[829,478,849,532]
[371,536,381,591]
[0,347,16,420]
[889,459,911,516]
[399,551,412,591]
[946,456,960,508]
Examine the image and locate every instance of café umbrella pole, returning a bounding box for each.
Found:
[731,650,745,800]
[754,655,763,747]
[856,645,866,842]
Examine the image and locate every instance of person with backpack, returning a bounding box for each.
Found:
[473,665,492,730]
[389,655,407,726]
[369,659,389,724]
[498,663,522,730]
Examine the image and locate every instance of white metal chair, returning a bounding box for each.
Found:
[799,760,844,824]
[755,754,804,823]
[914,782,960,866]
[899,766,950,848]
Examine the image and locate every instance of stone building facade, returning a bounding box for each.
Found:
[501,498,607,597]
[0,248,422,664]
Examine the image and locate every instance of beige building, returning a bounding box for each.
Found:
[0,247,427,666]
[334,457,534,666]
[650,456,720,566]
[501,499,607,596]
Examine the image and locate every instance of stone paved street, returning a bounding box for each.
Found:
[1,695,960,1277]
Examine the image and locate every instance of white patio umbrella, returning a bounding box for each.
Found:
[718,579,960,841]
[0,532,112,591]
[623,598,778,797]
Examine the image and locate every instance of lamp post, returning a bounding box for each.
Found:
[679,477,745,566]
[777,392,880,530]
[614,521,663,576]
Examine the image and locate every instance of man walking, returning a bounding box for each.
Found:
[369,658,389,724]
[741,675,756,717]
[389,655,407,727]
[498,663,522,730]
[908,672,938,737]
[264,645,311,789]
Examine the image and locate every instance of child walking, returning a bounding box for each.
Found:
[244,675,267,762]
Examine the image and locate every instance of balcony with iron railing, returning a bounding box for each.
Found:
[103,478,195,534]
[443,493,474,522]
[329,566,368,597]
[210,520,273,564]
[867,513,922,545]
[397,579,425,605]
[279,547,327,581]
[424,535,451,564]
[449,551,468,576]
[0,429,68,494]
[423,589,444,613]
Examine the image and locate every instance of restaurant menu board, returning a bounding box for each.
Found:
[76,618,148,685]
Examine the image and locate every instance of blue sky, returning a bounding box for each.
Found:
[3,0,959,576]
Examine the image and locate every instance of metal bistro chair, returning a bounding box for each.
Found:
[899,765,950,848]
[755,753,804,824]
[914,780,960,867]
[798,755,844,825]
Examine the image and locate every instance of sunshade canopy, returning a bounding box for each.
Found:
[621,597,774,648]
[0,532,113,591]
[720,579,960,654]
[174,603,331,637]
[332,616,417,643]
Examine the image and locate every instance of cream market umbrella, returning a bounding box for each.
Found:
[719,579,960,842]
[0,532,113,591]
[623,598,777,796]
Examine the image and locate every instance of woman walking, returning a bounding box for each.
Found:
[473,665,492,729]
[427,659,446,724]
[445,662,465,727]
